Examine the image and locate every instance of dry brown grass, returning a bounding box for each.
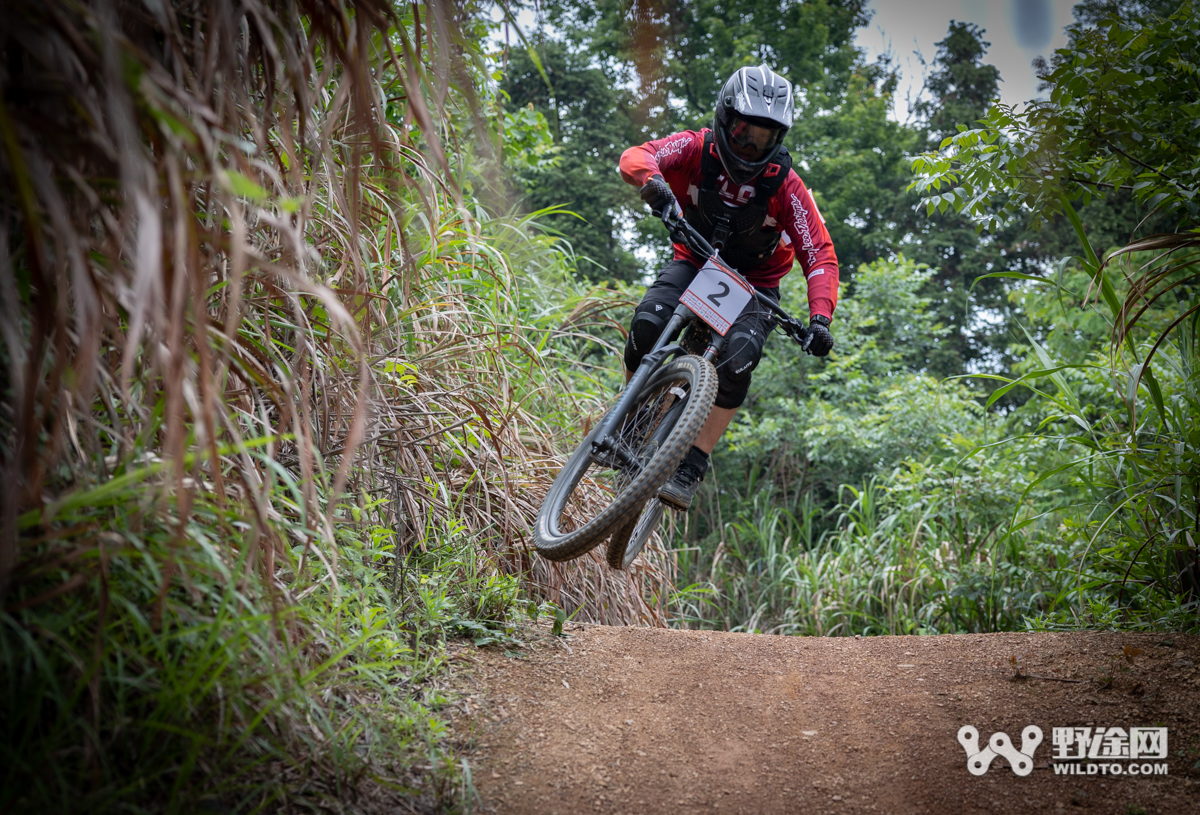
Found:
[0,0,671,809]
[0,0,671,620]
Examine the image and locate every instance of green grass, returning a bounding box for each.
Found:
[1,463,547,813]
[668,473,1075,636]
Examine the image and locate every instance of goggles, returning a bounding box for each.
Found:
[726,114,783,159]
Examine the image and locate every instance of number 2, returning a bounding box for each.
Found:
[707,281,730,307]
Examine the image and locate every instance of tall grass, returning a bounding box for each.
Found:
[672,464,1078,636]
[1010,215,1200,630]
[665,214,1198,638]
[0,1,669,810]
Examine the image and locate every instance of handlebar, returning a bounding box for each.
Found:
[657,208,814,352]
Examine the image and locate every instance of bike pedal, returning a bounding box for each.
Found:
[658,495,690,512]
[656,486,693,512]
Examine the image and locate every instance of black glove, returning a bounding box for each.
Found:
[804,315,834,356]
[639,174,676,216]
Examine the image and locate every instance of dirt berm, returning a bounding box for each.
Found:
[449,624,1199,814]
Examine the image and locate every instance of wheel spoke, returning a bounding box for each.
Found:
[534,356,716,563]
[558,375,688,532]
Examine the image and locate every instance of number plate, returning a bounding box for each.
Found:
[678,257,754,336]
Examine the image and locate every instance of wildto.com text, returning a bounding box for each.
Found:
[1050,726,1168,776]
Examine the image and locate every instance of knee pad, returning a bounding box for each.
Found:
[715,329,765,409]
[623,304,668,371]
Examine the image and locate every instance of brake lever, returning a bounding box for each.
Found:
[778,316,813,355]
[660,208,684,236]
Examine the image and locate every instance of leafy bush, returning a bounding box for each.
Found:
[909,0,1200,632]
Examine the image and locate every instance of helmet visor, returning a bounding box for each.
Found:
[725,114,783,161]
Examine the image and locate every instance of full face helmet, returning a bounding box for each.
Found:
[713,64,794,186]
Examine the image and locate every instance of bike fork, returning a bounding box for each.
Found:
[701,333,726,364]
[591,304,730,464]
[591,303,697,462]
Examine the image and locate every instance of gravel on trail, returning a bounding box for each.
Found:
[449,624,1199,814]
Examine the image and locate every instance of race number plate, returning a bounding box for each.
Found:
[678,257,753,336]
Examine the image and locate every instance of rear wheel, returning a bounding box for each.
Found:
[532,356,717,562]
[606,498,665,570]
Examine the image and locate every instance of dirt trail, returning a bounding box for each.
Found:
[450,625,1200,814]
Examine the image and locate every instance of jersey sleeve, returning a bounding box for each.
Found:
[619,131,703,194]
[772,171,840,320]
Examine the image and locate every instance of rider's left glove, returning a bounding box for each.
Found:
[640,174,677,217]
[805,315,834,357]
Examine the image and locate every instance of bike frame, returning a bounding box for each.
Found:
[589,210,811,466]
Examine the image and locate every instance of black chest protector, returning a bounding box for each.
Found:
[683,131,792,273]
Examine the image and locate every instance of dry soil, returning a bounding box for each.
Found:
[448,624,1199,815]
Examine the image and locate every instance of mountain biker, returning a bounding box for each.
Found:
[619,64,839,511]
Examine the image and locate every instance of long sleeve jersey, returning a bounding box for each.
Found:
[619,128,839,319]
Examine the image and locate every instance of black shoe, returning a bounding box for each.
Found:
[657,448,708,511]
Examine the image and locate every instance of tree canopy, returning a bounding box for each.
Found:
[913,0,1200,230]
[500,0,871,281]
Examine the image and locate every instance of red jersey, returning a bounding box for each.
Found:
[619,128,839,319]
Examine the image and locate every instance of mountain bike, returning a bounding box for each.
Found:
[532,208,818,569]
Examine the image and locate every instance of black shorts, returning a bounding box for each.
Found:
[623,259,779,410]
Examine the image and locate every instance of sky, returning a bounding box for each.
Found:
[855,0,1081,123]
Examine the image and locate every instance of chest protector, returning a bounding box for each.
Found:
[683,131,792,273]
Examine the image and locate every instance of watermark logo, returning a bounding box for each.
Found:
[1051,727,1168,776]
[958,725,1042,776]
[957,725,1170,777]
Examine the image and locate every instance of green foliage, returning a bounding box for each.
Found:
[671,458,1081,636]
[540,0,869,124]
[1000,282,1200,629]
[1,466,509,812]
[790,63,920,275]
[904,2,1200,633]
[796,20,1055,380]
[501,41,645,282]
[911,2,1200,229]
[501,103,562,179]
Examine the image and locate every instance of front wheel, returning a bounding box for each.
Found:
[532,356,717,562]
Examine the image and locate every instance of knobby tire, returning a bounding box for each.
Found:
[533,355,717,562]
[606,498,665,570]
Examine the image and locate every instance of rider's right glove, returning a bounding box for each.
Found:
[805,315,835,357]
[640,174,677,216]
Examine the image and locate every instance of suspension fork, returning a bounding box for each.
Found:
[702,331,726,364]
[591,302,696,463]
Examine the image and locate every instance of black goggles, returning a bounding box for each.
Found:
[726,115,784,157]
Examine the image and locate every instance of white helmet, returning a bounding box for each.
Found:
[713,64,794,185]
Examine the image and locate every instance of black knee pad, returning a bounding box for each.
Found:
[623,303,668,371]
[715,328,765,409]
